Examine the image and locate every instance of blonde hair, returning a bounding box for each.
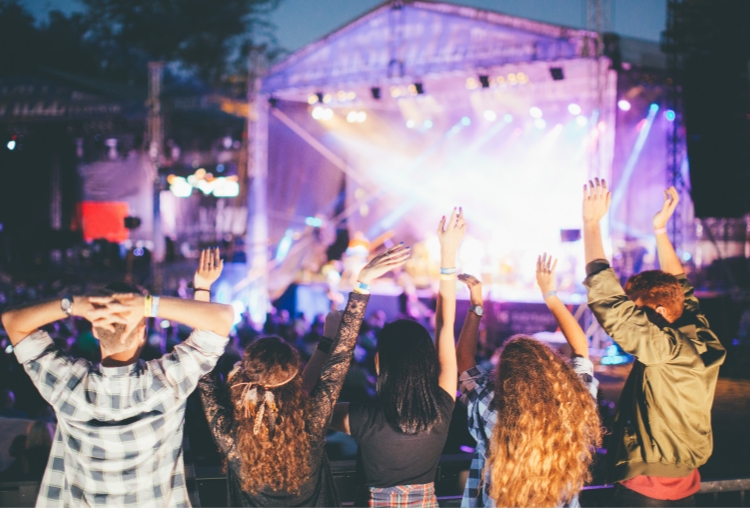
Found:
[486,336,602,508]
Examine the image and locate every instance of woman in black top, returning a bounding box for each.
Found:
[330,209,466,507]
[196,246,410,507]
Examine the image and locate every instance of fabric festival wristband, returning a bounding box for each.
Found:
[440,267,457,275]
[151,296,160,318]
[144,295,153,318]
[654,227,667,235]
[353,287,371,295]
[543,291,557,300]
[357,282,370,291]
[440,274,456,281]
[317,337,334,354]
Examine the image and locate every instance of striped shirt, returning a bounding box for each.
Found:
[14,329,228,507]
[458,356,599,508]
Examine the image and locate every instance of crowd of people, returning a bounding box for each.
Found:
[0,182,726,508]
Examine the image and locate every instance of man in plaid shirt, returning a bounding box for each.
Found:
[2,278,234,508]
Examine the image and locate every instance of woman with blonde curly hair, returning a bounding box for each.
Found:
[457,254,602,508]
[196,246,409,507]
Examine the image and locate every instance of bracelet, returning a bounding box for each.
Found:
[144,295,152,318]
[317,337,334,354]
[440,267,457,275]
[440,274,457,281]
[543,290,557,300]
[188,281,210,293]
[654,227,667,235]
[353,287,371,295]
[151,295,160,318]
[357,282,370,291]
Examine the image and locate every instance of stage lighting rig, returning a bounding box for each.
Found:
[478,75,490,88]
[371,87,381,100]
[412,82,424,95]
[549,67,564,81]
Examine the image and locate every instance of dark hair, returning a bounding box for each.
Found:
[376,319,442,434]
[98,282,147,296]
[624,270,684,322]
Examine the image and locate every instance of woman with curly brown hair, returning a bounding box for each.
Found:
[457,254,602,508]
[196,245,410,507]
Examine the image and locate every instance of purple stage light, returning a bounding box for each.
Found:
[618,100,631,111]
[529,107,543,118]
[665,110,676,121]
[567,103,581,115]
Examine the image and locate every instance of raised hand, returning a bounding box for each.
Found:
[458,274,483,306]
[653,186,679,230]
[357,243,411,285]
[194,248,224,290]
[582,178,611,224]
[536,253,558,294]
[437,207,466,256]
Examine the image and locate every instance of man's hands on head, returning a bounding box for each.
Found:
[458,274,483,306]
[536,253,558,294]
[194,248,223,290]
[86,293,144,344]
[653,186,679,230]
[582,178,611,224]
[357,243,411,285]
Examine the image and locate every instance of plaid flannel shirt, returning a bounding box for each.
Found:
[14,329,228,508]
[458,356,599,508]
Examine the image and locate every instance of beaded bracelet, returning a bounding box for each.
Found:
[543,290,557,300]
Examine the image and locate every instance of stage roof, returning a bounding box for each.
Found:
[262,0,598,95]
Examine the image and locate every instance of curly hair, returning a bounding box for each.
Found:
[625,270,684,322]
[228,337,311,495]
[486,336,602,508]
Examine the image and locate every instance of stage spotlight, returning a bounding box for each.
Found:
[534,118,547,129]
[576,115,588,126]
[346,111,357,123]
[337,90,347,101]
[423,120,433,129]
[312,107,327,120]
[529,107,543,118]
[466,77,479,90]
[517,72,529,84]
[307,94,318,105]
[371,87,381,100]
[322,108,334,120]
[406,119,415,128]
[649,103,659,112]
[347,91,356,100]
[413,82,424,95]
[6,140,16,151]
[478,75,490,89]
[483,110,497,121]
[568,103,582,115]
[549,67,564,81]
[665,109,676,121]
[356,111,367,123]
[461,116,471,126]
[322,94,332,103]
[618,100,632,111]
[507,73,517,85]
[503,113,513,123]
[316,92,324,103]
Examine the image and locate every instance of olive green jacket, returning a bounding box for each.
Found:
[584,264,726,483]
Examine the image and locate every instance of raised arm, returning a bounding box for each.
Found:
[435,208,465,398]
[91,294,235,338]
[2,297,123,346]
[582,178,611,267]
[653,187,684,276]
[312,245,411,436]
[456,274,483,374]
[301,310,342,395]
[193,248,223,302]
[536,254,589,359]
[198,370,237,457]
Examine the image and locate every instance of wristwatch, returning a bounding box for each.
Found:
[469,305,484,317]
[61,295,73,317]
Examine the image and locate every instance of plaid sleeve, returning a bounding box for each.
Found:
[570,356,599,399]
[458,365,495,441]
[148,329,228,399]
[13,330,92,413]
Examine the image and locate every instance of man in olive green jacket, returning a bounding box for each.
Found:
[582,181,726,507]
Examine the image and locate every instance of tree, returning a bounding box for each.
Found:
[81,0,281,89]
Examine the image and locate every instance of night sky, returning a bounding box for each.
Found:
[21,0,666,55]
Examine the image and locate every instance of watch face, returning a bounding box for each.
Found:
[61,297,72,314]
[472,305,484,317]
